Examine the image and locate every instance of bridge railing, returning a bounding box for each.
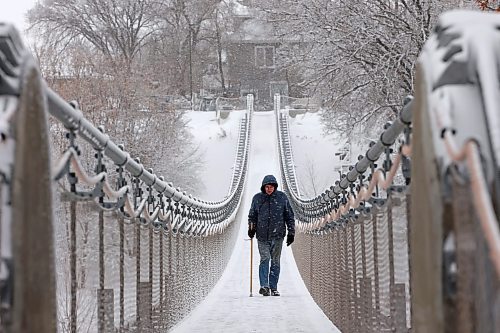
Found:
[0,24,253,332]
[275,92,413,332]
[274,10,500,332]
[410,11,500,332]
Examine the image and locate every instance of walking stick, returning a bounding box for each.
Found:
[250,237,253,297]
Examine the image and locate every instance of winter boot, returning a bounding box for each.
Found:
[259,287,270,296]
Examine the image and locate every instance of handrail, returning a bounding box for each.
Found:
[47,88,249,212]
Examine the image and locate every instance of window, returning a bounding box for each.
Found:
[255,46,275,68]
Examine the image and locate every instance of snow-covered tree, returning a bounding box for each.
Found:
[28,0,205,193]
[27,0,160,70]
[252,0,473,135]
[27,0,238,97]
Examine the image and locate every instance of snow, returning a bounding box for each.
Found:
[284,110,370,198]
[171,111,340,333]
[287,111,342,197]
[183,110,247,201]
[418,9,500,182]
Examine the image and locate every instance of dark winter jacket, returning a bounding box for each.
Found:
[248,175,295,241]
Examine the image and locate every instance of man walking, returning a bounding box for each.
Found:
[248,175,295,296]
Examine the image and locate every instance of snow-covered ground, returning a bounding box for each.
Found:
[185,109,348,201]
[287,111,371,198]
[183,110,247,201]
[172,111,341,332]
[287,111,342,197]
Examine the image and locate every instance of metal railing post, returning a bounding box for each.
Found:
[119,217,125,331]
[159,230,164,327]
[69,200,77,333]
[148,226,153,326]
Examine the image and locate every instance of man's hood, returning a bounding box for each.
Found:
[260,174,278,193]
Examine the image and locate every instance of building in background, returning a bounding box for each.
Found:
[225,4,299,111]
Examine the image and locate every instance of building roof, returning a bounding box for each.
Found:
[228,16,280,43]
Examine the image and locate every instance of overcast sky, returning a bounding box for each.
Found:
[1,0,37,37]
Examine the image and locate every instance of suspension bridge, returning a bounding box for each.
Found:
[1,10,500,333]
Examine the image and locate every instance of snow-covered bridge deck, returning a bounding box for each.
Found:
[171,112,340,333]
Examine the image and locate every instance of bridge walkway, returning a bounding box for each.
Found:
[171,111,340,332]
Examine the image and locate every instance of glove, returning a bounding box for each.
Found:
[248,228,256,238]
[248,223,256,238]
[286,234,294,246]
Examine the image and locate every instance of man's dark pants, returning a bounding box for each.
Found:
[257,238,283,290]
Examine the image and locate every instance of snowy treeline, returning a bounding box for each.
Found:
[26,0,481,159]
[27,0,237,99]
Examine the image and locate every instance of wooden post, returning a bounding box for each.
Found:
[410,67,445,332]
[11,58,57,332]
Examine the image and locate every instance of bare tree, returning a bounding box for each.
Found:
[138,0,225,97]
[35,41,203,193]
[28,0,160,70]
[214,8,226,92]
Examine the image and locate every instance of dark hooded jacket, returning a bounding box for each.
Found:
[248,175,295,241]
